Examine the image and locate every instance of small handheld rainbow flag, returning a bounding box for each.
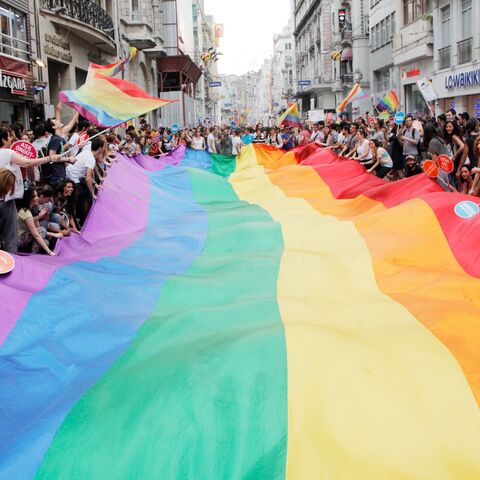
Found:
[278,103,301,128]
[382,90,399,113]
[337,83,368,113]
[59,70,173,128]
[90,47,138,78]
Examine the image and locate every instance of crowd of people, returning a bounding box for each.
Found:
[1,104,479,256]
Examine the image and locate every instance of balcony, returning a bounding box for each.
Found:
[341,73,354,85]
[341,29,353,45]
[438,46,451,70]
[40,0,116,54]
[458,38,473,65]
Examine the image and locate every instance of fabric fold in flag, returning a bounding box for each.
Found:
[59,70,174,128]
[337,83,368,113]
[90,47,138,78]
[278,103,301,128]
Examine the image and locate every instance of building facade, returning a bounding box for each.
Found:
[35,0,119,121]
[119,0,164,126]
[392,0,434,116]
[271,21,295,118]
[0,0,34,126]
[293,0,370,118]
[158,0,203,127]
[431,0,480,116]
[368,0,397,109]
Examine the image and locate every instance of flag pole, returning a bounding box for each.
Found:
[62,127,113,158]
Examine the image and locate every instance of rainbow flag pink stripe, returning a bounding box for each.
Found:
[337,83,368,112]
[59,70,173,128]
[90,47,138,78]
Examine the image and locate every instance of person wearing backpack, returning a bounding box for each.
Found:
[266,127,283,149]
[398,115,420,167]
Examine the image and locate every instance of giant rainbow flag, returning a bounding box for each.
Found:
[59,70,173,128]
[1,144,480,479]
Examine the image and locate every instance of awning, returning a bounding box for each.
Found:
[341,47,353,61]
[156,55,203,84]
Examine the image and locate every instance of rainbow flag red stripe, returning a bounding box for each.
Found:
[59,70,173,128]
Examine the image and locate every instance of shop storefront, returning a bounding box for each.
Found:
[433,66,480,118]
[0,54,32,126]
[400,61,434,116]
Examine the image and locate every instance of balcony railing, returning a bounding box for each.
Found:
[41,0,114,39]
[438,46,451,70]
[341,73,354,84]
[0,33,29,61]
[458,38,472,65]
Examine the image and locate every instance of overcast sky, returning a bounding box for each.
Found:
[203,0,292,75]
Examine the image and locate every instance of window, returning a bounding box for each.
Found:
[131,0,140,21]
[0,3,28,60]
[441,5,450,48]
[380,19,386,45]
[462,0,472,40]
[386,15,391,41]
[403,0,432,25]
[370,13,395,51]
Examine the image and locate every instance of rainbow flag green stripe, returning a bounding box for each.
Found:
[35,168,287,479]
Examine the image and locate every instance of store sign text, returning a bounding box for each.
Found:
[445,68,480,90]
[404,68,421,78]
[0,70,26,96]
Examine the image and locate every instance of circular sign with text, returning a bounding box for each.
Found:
[0,250,15,274]
[423,159,439,178]
[394,111,406,125]
[379,111,390,122]
[454,201,480,219]
[10,141,37,160]
[437,154,454,174]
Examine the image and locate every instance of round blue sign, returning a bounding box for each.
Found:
[454,201,480,219]
[171,123,179,134]
[394,111,406,125]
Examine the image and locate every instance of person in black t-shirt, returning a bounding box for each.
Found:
[405,155,423,177]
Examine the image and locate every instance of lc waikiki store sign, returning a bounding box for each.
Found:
[444,67,480,90]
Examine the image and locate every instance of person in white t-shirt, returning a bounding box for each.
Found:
[67,136,106,225]
[232,130,243,155]
[191,129,206,150]
[0,127,63,252]
[207,127,217,153]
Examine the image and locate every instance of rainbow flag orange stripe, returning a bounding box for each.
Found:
[2,144,480,479]
[337,82,368,112]
[90,47,138,78]
[59,70,173,128]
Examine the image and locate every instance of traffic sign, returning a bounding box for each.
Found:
[422,159,439,178]
[209,81,222,88]
[437,154,454,174]
[0,250,15,274]
[171,123,179,134]
[394,111,406,125]
[455,201,480,219]
[298,80,312,86]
